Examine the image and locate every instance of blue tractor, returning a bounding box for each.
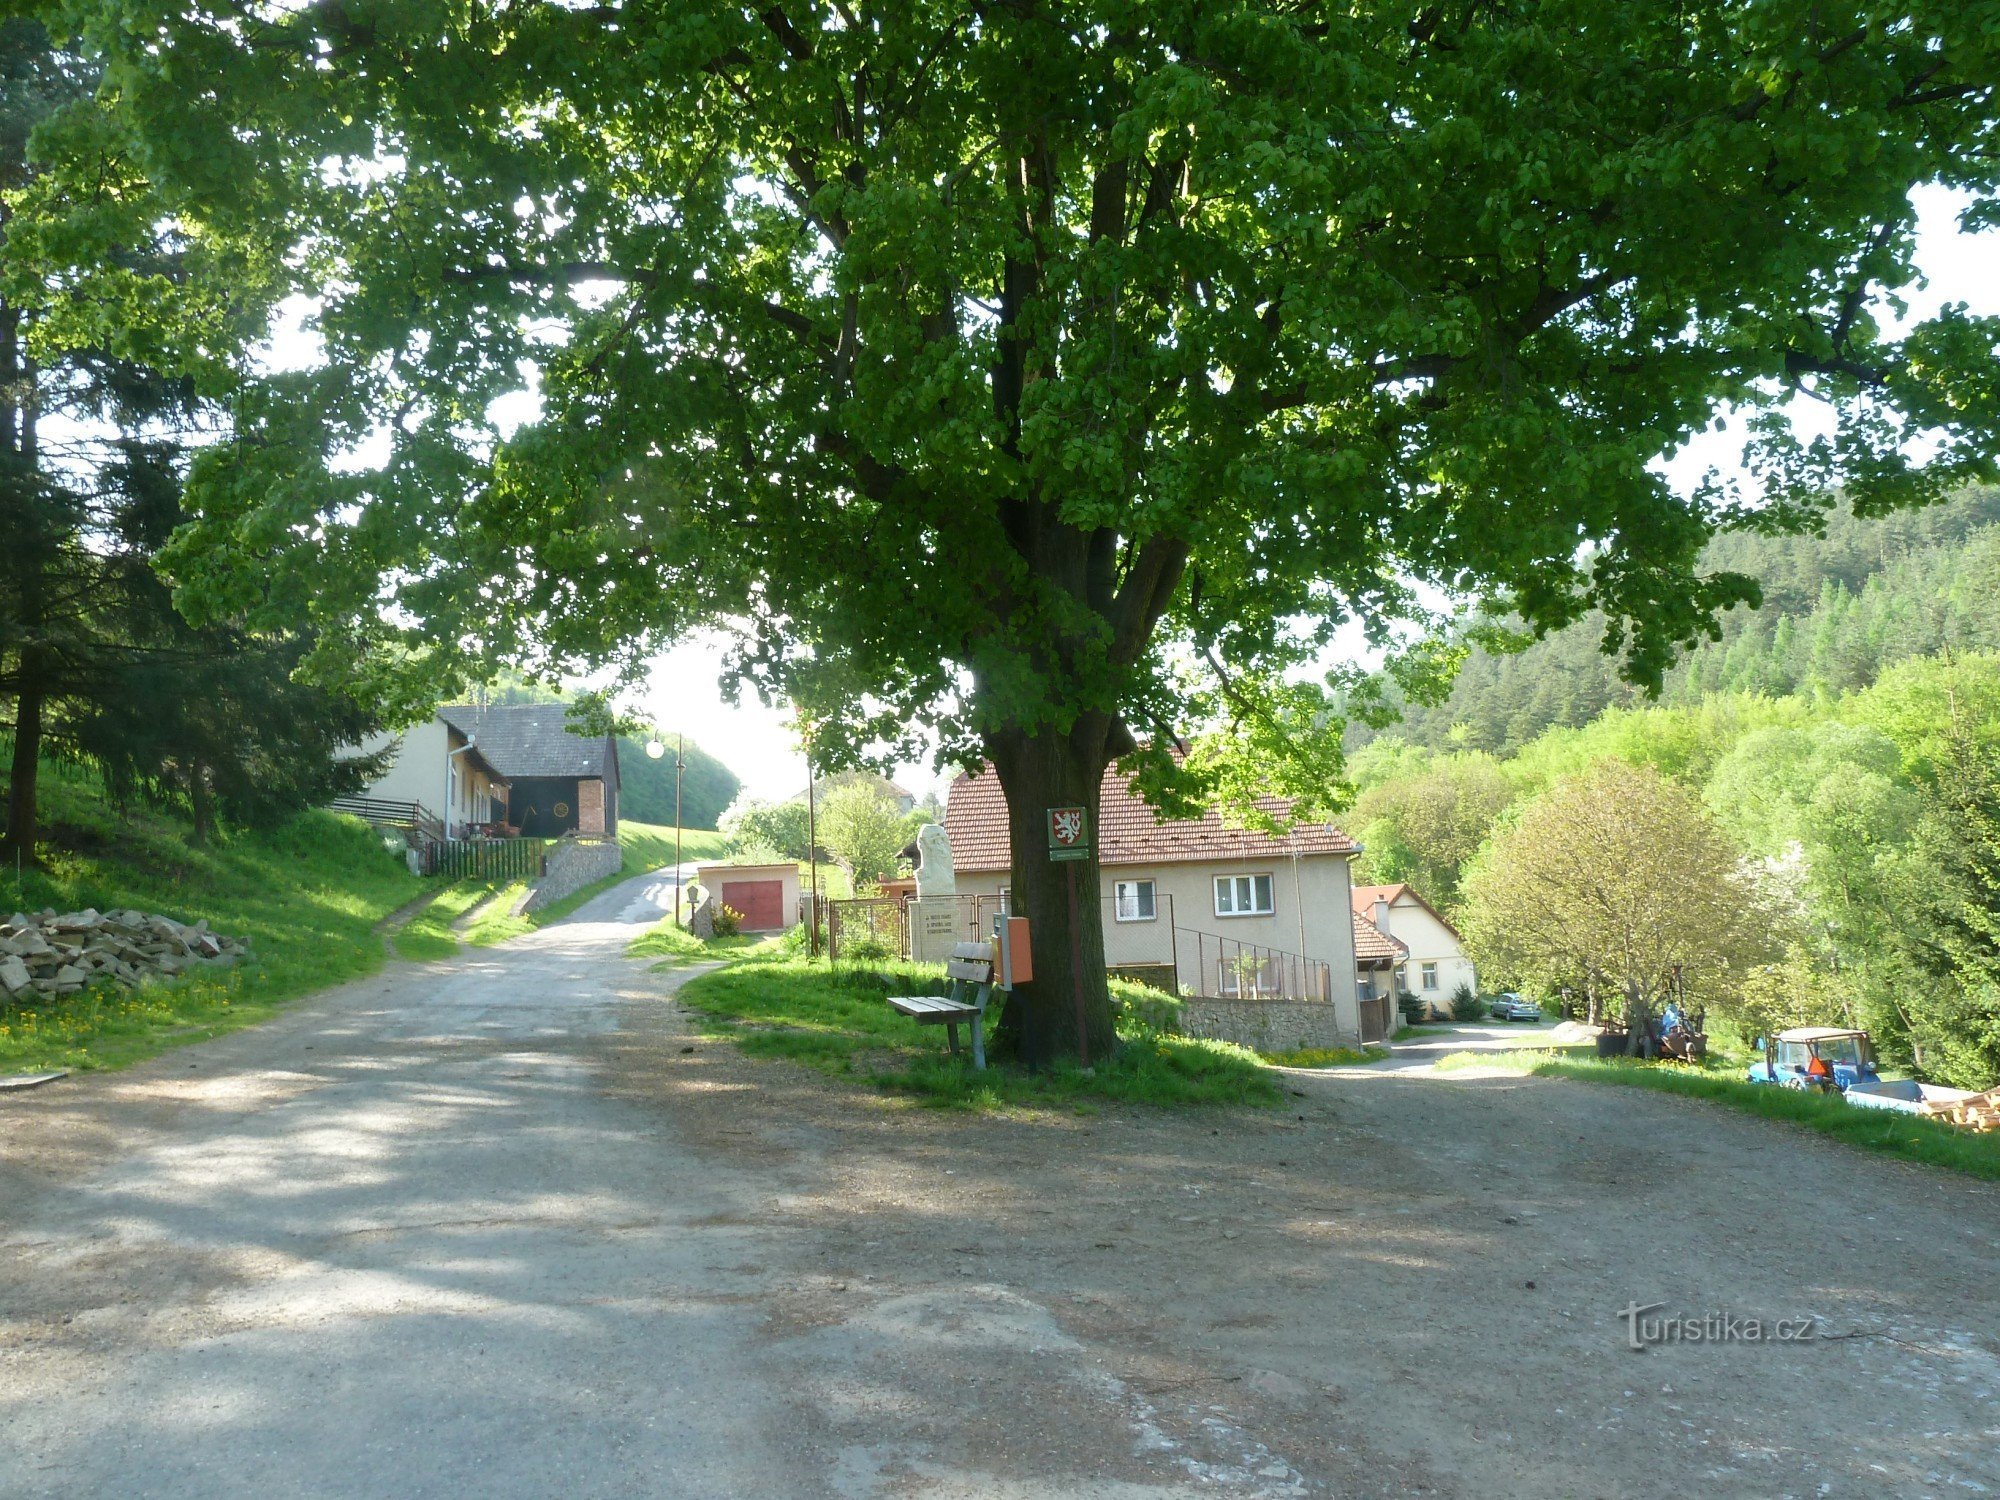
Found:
[1746,1027,1882,1093]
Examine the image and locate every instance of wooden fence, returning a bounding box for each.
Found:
[429,838,548,882]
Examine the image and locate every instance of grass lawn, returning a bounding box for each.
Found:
[1266,1044,1389,1067]
[392,880,508,961]
[673,956,1280,1110]
[0,758,422,1074]
[626,918,759,965]
[1437,1045,2000,1182]
[464,822,729,945]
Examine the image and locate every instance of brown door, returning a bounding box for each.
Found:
[720,879,784,931]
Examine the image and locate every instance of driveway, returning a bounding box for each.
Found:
[4,874,1998,1498]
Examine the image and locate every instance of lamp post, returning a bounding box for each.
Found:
[644,737,686,926]
[674,734,685,926]
[806,745,821,959]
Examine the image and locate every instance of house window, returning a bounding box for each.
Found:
[1214,873,1274,917]
[1114,880,1156,922]
[1421,962,1439,992]
[1221,955,1278,997]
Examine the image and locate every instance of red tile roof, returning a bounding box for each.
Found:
[1351,883,1463,941]
[1352,909,1407,965]
[942,762,1358,874]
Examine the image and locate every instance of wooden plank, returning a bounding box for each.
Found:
[951,941,995,961]
[889,997,976,1019]
[945,959,994,981]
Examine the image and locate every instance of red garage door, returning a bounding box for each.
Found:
[719,879,785,931]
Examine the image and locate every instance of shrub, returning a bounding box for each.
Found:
[712,902,744,938]
[1112,978,1183,1034]
[1449,983,1486,1022]
[1397,991,1430,1025]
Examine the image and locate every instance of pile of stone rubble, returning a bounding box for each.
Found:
[0,908,247,1001]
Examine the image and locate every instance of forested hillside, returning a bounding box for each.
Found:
[1357,487,2000,753]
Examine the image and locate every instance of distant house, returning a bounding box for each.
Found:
[942,762,1379,1036]
[350,703,620,840]
[1350,883,1474,1017]
[1353,906,1408,1004]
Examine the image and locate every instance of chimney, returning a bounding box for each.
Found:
[1372,896,1391,936]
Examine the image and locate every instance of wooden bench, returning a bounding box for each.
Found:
[888,941,1001,1070]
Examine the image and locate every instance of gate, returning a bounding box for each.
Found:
[1358,994,1392,1044]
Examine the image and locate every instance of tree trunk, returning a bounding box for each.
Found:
[1623,979,1648,1057]
[2,681,44,867]
[987,726,1117,1066]
[189,757,213,846]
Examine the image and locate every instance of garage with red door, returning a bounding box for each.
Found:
[697,860,801,933]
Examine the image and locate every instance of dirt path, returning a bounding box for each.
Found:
[4,890,1996,1498]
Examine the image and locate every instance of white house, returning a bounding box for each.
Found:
[1351,883,1476,1017]
[347,704,620,840]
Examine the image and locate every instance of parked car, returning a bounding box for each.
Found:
[1488,992,1542,1023]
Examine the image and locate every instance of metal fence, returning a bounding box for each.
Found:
[825,888,1336,1004]
[827,897,907,962]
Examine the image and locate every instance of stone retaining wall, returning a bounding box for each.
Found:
[521,836,623,914]
[1178,996,1358,1054]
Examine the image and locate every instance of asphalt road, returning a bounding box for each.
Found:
[6,870,1999,1499]
[1,872,812,1498]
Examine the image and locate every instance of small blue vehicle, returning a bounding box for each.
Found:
[1746,1027,1881,1092]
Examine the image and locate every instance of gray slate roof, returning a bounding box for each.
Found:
[437,704,618,781]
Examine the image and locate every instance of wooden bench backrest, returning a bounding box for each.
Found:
[945,940,996,990]
[945,941,994,980]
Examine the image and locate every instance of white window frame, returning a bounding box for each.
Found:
[1113,879,1157,923]
[1213,873,1275,918]
[1421,961,1439,992]
[1221,954,1278,997]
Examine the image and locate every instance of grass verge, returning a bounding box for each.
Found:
[1266,1044,1388,1067]
[674,957,1280,1109]
[392,880,506,961]
[1437,1046,2000,1182]
[463,822,729,946]
[0,761,421,1073]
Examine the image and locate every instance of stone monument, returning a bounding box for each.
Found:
[910,823,961,962]
[914,822,957,897]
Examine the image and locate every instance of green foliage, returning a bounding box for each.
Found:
[720,795,814,861]
[1264,1045,1386,1068]
[1110,979,1183,1035]
[675,959,1278,1109]
[1436,1047,2000,1184]
[1460,761,1779,1028]
[1449,983,1485,1023]
[1878,711,2000,1089]
[1352,752,1512,909]
[614,734,741,830]
[711,903,743,939]
[1353,490,2000,756]
[815,781,908,885]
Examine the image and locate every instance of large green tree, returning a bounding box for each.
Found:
[1460,761,1779,1044]
[32,0,2000,1055]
